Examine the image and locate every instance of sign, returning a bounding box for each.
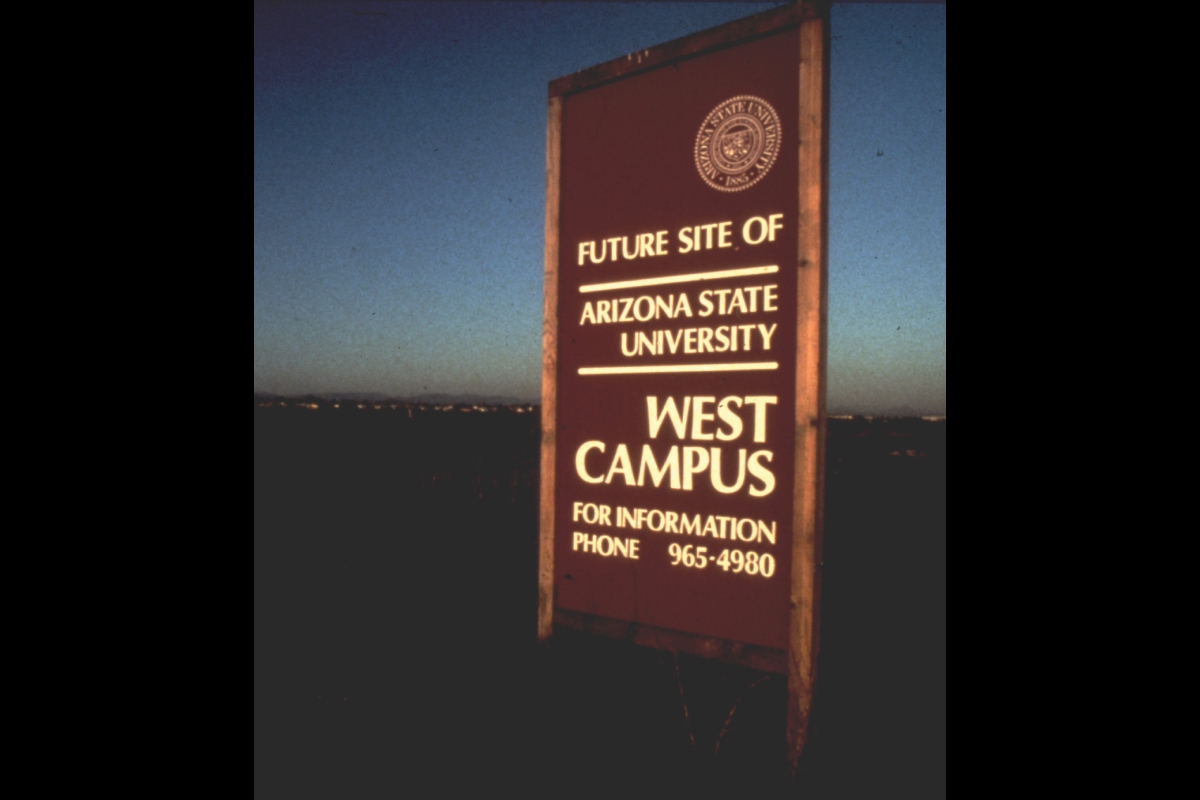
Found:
[539,2,828,765]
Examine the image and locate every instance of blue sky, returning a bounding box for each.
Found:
[254,2,945,415]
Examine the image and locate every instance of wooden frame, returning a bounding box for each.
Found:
[539,1,828,769]
[787,5,829,766]
[537,94,561,645]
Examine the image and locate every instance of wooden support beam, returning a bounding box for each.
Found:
[537,95,562,643]
[787,3,830,772]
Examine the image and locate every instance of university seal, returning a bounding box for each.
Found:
[694,95,780,192]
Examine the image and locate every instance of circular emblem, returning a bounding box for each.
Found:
[694,95,781,192]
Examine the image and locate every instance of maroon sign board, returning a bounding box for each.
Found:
[538,2,828,764]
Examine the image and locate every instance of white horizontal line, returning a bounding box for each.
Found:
[578,362,779,375]
[579,265,779,294]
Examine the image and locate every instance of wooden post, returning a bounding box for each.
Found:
[538,95,562,643]
[788,3,829,772]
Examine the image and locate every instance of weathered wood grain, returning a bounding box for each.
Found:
[788,3,830,773]
[538,96,562,643]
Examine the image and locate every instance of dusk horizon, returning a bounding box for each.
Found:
[255,2,945,417]
[252,388,946,419]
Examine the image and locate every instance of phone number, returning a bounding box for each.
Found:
[667,543,776,577]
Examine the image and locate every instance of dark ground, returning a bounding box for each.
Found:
[254,403,945,797]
